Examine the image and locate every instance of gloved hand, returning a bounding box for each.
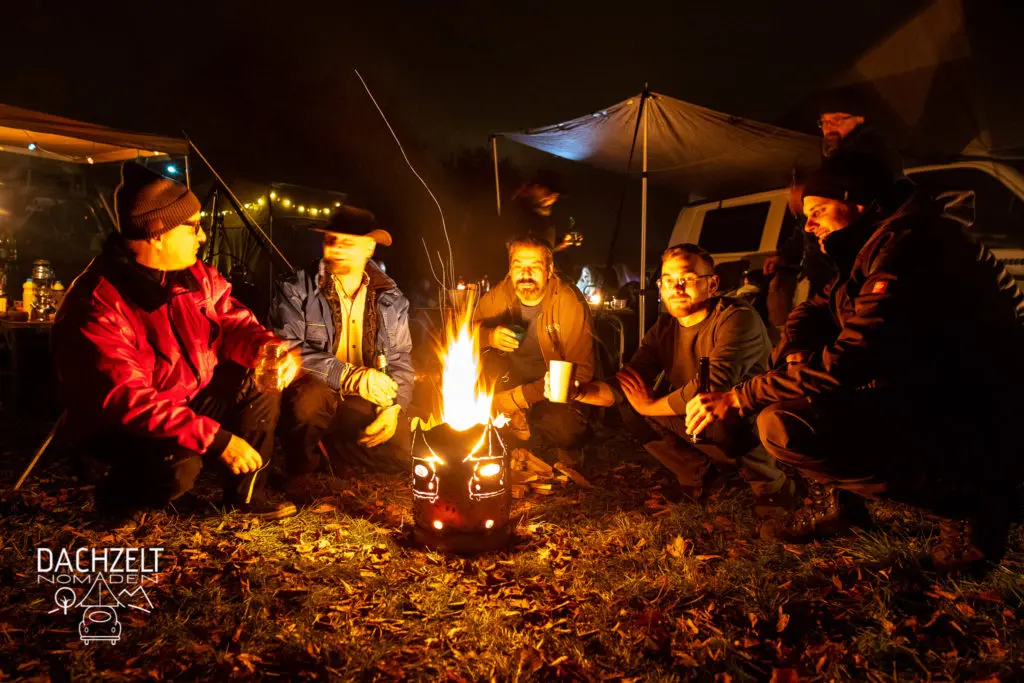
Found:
[492,386,528,418]
[359,405,401,448]
[340,366,398,407]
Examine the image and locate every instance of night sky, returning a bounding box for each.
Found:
[2,1,930,281]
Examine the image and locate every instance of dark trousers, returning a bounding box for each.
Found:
[91,362,280,513]
[279,374,412,475]
[522,399,591,450]
[483,350,591,451]
[756,393,1021,519]
[620,403,786,496]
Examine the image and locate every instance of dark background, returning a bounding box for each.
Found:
[0,0,957,291]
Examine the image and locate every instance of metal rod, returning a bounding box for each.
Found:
[639,87,650,345]
[186,139,294,274]
[491,135,502,216]
[13,420,60,491]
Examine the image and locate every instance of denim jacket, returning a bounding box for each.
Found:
[270,259,414,411]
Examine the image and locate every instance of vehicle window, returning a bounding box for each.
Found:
[697,201,770,254]
[776,205,801,251]
[911,167,1024,249]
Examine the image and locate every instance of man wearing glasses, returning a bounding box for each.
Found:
[687,151,1024,570]
[764,90,903,329]
[53,162,300,525]
[553,244,794,516]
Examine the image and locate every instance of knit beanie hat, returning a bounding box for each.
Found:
[802,150,895,207]
[114,162,201,240]
[817,86,871,119]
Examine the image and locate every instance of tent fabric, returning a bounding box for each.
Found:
[788,0,1024,161]
[0,104,187,163]
[500,92,821,200]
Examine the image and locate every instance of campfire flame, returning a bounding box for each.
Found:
[439,309,493,432]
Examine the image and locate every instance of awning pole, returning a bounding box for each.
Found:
[491,135,502,216]
[639,87,650,345]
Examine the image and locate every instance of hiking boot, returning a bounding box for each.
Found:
[754,478,803,521]
[643,439,707,500]
[760,482,871,542]
[929,509,1011,573]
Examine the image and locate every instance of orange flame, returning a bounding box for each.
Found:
[439,307,493,432]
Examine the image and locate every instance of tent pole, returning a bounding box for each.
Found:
[491,135,502,216]
[639,88,650,345]
[183,137,191,190]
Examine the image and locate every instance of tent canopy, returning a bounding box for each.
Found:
[500,92,821,201]
[787,0,1024,161]
[0,104,187,164]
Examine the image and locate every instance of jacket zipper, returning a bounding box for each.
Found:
[169,307,203,387]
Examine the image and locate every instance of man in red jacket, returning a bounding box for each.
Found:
[53,162,298,522]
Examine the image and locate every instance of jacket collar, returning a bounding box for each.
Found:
[99,233,201,313]
[822,178,918,277]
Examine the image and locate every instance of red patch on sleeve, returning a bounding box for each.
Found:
[871,280,889,294]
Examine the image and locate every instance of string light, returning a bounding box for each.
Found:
[282,199,292,207]
[257,197,265,206]
[269,191,277,200]
[86,156,94,164]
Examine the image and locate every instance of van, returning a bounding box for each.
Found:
[668,160,1024,301]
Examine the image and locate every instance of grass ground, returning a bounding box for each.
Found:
[1,416,1022,682]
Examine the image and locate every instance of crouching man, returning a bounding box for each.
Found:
[552,244,794,514]
[271,207,414,482]
[476,235,595,466]
[688,151,1024,570]
[53,162,299,522]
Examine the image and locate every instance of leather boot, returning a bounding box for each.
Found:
[930,499,1013,573]
[760,482,871,542]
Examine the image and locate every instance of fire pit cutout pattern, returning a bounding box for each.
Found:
[411,300,511,553]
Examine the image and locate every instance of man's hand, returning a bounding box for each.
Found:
[544,371,581,402]
[278,346,301,388]
[763,254,782,276]
[487,326,520,353]
[685,390,741,437]
[342,367,398,407]
[493,388,525,418]
[220,434,263,475]
[616,367,656,416]
[359,405,400,449]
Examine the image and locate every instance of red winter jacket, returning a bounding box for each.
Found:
[52,236,276,454]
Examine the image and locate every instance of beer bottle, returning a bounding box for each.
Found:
[690,356,711,444]
[376,349,390,376]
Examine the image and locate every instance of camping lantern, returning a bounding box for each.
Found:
[412,422,511,552]
[412,293,511,552]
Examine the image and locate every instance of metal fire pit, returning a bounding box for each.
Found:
[411,422,511,553]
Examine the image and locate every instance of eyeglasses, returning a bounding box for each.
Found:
[182,220,202,235]
[817,114,856,130]
[657,274,713,289]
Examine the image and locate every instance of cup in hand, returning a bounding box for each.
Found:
[547,360,575,403]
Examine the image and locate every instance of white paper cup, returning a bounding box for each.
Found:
[548,360,575,403]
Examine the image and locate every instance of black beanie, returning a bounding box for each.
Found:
[802,150,896,207]
[817,86,871,118]
[114,162,201,240]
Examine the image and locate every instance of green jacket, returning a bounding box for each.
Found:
[474,274,595,404]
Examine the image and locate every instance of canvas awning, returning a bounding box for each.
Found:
[0,104,187,163]
[497,91,822,339]
[500,92,821,201]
